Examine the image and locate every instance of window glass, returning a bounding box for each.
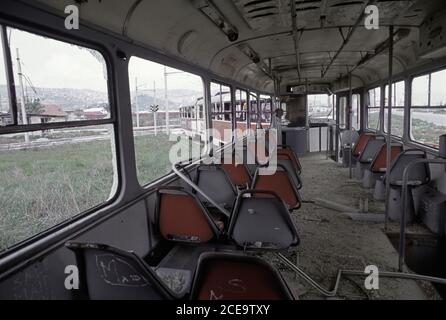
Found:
[339,96,347,129]
[410,71,446,148]
[235,89,248,133]
[411,75,429,106]
[0,124,117,251]
[7,27,110,125]
[210,82,232,144]
[0,27,117,252]
[351,94,360,130]
[384,81,405,136]
[249,92,258,127]
[307,94,334,122]
[430,69,446,106]
[0,31,11,126]
[129,57,205,186]
[410,108,446,148]
[259,94,272,127]
[367,87,380,130]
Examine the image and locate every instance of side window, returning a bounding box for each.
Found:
[235,89,248,134]
[259,94,272,127]
[367,87,381,130]
[339,96,347,129]
[128,57,205,186]
[0,30,12,126]
[384,81,405,137]
[249,92,258,129]
[307,94,334,122]
[8,27,110,125]
[210,82,232,145]
[0,26,117,251]
[410,70,446,148]
[351,94,361,130]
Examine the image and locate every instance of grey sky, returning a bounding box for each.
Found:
[1,26,445,108]
[0,27,204,95]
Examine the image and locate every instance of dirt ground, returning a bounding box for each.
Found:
[264,152,441,300]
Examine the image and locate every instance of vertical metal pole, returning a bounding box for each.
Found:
[1,26,18,126]
[384,25,394,230]
[16,48,29,142]
[135,77,140,128]
[231,85,237,142]
[153,81,157,135]
[164,66,170,135]
[348,72,353,179]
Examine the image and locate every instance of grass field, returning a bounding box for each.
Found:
[0,131,181,252]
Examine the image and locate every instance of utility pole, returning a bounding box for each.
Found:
[16,48,29,143]
[153,81,157,135]
[164,66,170,135]
[135,77,140,128]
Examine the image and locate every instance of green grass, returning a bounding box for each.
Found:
[134,134,179,186]
[0,132,203,252]
[0,140,115,250]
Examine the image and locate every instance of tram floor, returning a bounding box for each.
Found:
[269,152,442,300]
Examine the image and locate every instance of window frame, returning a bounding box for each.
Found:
[0,24,116,135]
[383,80,405,138]
[259,94,273,125]
[0,21,121,257]
[366,86,381,131]
[409,69,446,149]
[235,88,248,129]
[210,81,233,122]
[129,55,207,187]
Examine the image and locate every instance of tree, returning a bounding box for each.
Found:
[25,98,43,114]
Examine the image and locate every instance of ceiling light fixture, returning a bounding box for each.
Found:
[192,0,239,42]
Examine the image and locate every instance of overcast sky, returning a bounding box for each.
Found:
[0,27,204,95]
[1,26,446,107]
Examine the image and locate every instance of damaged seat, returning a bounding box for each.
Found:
[195,164,238,212]
[367,143,404,195]
[385,149,431,222]
[252,164,302,210]
[357,136,386,185]
[190,252,295,300]
[65,242,177,300]
[155,187,223,243]
[355,135,384,179]
[228,190,299,250]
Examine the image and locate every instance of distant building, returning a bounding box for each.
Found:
[0,113,12,126]
[28,104,68,124]
[83,107,108,120]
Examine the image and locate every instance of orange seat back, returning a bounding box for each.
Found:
[253,167,300,209]
[157,190,216,243]
[371,144,403,173]
[353,133,375,156]
[221,162,251,187]
[277,148,301,173]
[192,254,294,300]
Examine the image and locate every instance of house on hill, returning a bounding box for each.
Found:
[28,104,68,124]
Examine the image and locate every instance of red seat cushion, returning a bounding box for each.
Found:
[159,193,214,243]
[196,259,288,300]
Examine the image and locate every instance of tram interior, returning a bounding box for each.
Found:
[0,0,445,300]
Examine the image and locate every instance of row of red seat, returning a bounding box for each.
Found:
[65,143,304,300]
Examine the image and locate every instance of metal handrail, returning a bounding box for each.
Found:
[398,158,446,271]
[277,252,446,298]
[171,162,231,218]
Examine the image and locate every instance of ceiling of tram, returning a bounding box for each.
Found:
[27,0,446,93]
